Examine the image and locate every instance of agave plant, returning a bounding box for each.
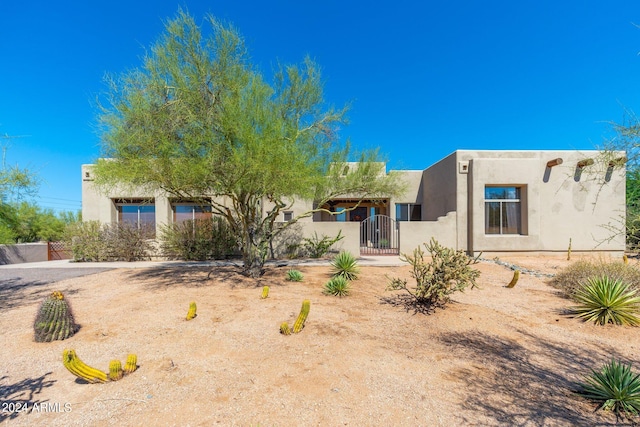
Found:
[571,276,640,326]
[323,276,351,297]
[576,359,640,417]
[330,251,360,280]
[286,269,304,282]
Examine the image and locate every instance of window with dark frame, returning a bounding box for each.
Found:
[114,198,156,235]
[395,203,422,221]
[484,186,522,235]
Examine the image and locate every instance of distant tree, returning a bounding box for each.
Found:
[600,112,640,250]
[0,201,80,243]
[93,10,404,277]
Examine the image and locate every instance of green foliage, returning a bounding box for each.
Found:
[286,269,304,282]
[323,276,351,297]
[93,10,405,277]
[571,276,640,326]
[387,238,480,307]
[303,231,344,258]
[330,250,359,280]
[576,359,640,418]
[551,259,640,298]
[64,221,153,261]
[33,291,78,342]
[0,201,79,243]
[160,217,238,261]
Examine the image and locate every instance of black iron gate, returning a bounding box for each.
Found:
[360,215,399,255]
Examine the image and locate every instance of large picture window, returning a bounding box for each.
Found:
[485,187,522,234]
[115,199,156,232]
[396,203,421,221]
[172,202,212,223]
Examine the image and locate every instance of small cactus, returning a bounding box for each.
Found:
[292,300,310,333]
[123,354,138,374]
[624,254,629,264]
[109,360,123,381]
[507,270,520,288]
[62,349,107,383]
[186,302,197,320]
[280,321,291,335]
[567,238,572,261]
[34,291,79,342]
[260,286,270,299]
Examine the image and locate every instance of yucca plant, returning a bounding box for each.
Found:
[576,359,640,418]
[286,269,304,282]
[571,276,640,326]
[323,276,351,297]
[330,251,359,280]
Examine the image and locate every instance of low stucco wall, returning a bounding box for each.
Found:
[0,243,49,265]
[398,212,457,254]
[271,221,360,258]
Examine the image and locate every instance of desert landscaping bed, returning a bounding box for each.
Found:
[1,255,639,426]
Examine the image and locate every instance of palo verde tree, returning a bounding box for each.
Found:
[93,11,404,277]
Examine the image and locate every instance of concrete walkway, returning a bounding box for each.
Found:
[0,255,406,270]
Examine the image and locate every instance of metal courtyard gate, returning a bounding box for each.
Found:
[360,215,399,255]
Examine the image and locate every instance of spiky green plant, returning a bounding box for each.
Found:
[34,291,79,342]
[323,276,351,297]
[576,359,640,418]
[186,302,197,320]
[330,251,359,280]
[292,300,310,333]
[279,321,291,335]
[261,286,270,299]
[286,269,304,282]
[109,360,123,381]
[507,270,520,288]
[123,354,138,374]
[571,276,640,326]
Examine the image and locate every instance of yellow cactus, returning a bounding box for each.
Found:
[280,322,291,335]
[624,254,629,264]
[62,349,107,383]
[292,300,310,333]
[186,302,197,320]
[123,354,138,374]
[109,360,123,381]
[506,270,520,288]
[261,286,270,299]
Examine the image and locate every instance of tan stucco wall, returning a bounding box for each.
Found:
[398,212,457,253]
[454,150,625,254]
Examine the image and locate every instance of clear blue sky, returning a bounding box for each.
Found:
[2,1,640,213]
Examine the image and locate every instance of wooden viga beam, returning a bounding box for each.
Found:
[608,157,627,167]
[577,158,594,169]
[546,158,563,168]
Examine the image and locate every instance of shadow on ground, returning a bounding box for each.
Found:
[126,265,290,290]
[438,330,639,426]
[0,372,56,422]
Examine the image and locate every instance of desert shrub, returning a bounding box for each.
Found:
[571,276,640,326]
[302,230,344,258]
[330,251,359,280]
[323,276,350,297]
[64,220,109,261]
[64,221,153,261]
[576,359,640,419]
[103,222,154,261]
[286,269,304,282]
[551,258,640,298]
[387,238,480,306]
[160,217,238,261]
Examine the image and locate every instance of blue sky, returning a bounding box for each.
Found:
[2,1,640,213]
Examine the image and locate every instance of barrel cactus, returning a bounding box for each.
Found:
[292,300,310,333]
[34,291,79,342]
[186,302,197,320]
[62,349,108,383]
[109,360,124,381]
[123,354,138,374]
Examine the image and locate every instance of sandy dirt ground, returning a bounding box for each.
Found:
[1,255,639,426]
